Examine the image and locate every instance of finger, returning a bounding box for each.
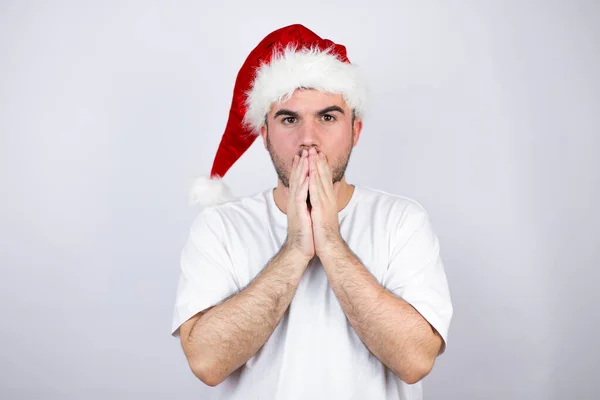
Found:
[296,156,309,199]
[290,152,305,192]
[290,154,299,183]
[290,155,299,188]
[286,155,302,207]
[316,153,334,200]
[319,152,332,181]
[297,173,310,204]
[314,161,330,204]
[309,153,320,204]
[300,149,309,180]
[297,149,309,172]
[317,152,332,183]
[308,149,318,177]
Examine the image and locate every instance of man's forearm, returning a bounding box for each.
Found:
[181,244,308,386]
[319,239,442,384]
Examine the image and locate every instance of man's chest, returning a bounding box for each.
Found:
[225,218,392,291]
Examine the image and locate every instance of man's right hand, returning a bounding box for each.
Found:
[284,148,314,262]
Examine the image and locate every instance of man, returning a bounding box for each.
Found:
[171,24,453,400]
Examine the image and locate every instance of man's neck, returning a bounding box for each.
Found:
[273,177,355,215]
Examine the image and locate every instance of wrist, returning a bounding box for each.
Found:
[281,241,313,266]
[317,235,348,262]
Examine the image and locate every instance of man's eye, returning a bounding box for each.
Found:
[321,114,336,122]
[282,117,297,125]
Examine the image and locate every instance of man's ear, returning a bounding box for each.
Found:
[352,117,363,148]
[259,123,268,150]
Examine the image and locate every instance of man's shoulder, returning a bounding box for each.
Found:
[355,186,434,240]
[356,185,428,217]
[191,188,271,227]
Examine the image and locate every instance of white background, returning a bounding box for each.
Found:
[1,1,598,399]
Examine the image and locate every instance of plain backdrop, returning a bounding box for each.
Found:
[1,1,599,399]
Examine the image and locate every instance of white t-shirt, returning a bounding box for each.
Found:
[171,185,453,400]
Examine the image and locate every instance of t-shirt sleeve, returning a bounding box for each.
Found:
[381,202,453,353]
[171,208,240,337]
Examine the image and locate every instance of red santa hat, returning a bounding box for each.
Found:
[190,24,367,206]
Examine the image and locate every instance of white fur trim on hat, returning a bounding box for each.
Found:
[243,45,367,133]
[189,176,237,207]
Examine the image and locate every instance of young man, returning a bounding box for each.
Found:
[171,24,453,400]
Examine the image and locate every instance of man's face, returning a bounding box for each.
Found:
[259,89,363,188]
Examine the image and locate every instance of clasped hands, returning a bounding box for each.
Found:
[285,147,345,263]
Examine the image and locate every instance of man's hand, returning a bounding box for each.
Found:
[284,148,315,262]
[307,147,343,258]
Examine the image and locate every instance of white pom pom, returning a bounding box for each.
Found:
[189,176,237,207]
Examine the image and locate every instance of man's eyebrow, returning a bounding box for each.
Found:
[316,106,345,116]
[273,109,299,119]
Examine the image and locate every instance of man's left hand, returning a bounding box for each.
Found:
[308,147,343,258]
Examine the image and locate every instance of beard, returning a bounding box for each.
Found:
[265,128,354,189]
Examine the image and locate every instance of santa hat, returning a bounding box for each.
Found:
[190,24,367,207]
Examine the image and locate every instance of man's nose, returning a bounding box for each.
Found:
[298,119,319,148]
